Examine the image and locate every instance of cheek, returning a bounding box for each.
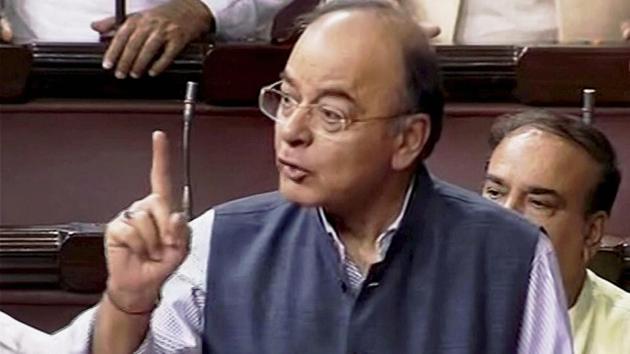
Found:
[319,140,391,185]
[273,128,281,151]
[536,214,586,256]
[313,148,359,186]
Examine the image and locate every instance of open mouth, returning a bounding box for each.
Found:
[277,158,310,181]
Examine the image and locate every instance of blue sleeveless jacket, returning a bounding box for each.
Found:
[203,166,539,354]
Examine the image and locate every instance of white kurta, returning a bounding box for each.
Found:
[4,0,291,42]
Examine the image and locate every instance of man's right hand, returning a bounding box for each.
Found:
[622,20,630,40]
[418,22,441,39]
[103,131,190,313]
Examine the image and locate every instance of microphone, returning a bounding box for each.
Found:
[581,88,595,125]
[116,0,127,27]
[182,81,198,221]
[100,0,126,42]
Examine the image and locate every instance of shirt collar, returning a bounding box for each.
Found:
[568,269,595,328]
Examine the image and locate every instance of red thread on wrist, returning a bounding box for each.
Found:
[105,289,158,316]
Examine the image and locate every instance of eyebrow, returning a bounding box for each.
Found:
[485,174,563,198]
[279,71,358,106]
[279,71,295,87]
[484,174,506,186]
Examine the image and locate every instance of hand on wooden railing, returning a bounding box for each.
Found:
[92,0,212,79]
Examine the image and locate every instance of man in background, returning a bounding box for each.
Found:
[10,0,627,80]
[405,0,630,44]
[482,110,630,354]
[0,0,291,78]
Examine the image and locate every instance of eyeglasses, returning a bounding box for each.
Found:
[258,81,407,137]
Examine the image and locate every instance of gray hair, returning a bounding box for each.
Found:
[489,110,621,215]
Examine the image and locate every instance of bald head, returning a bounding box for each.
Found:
[300,0,430,46]
[296,0,431,95]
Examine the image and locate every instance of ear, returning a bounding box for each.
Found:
[391,113,431,171]
[582,211,607,264]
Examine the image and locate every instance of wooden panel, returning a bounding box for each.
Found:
[2,43,525,103]
[0,100,277,225]
[0,45,32,101]
[2,101,628,234]
[516,45,630,105]
[201,44,523,105]
[202,44,291,106]
[4,44,629,105]
[0,224,106,292]
[26,43,207,100]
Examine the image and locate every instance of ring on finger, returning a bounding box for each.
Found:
[120,209,136,221]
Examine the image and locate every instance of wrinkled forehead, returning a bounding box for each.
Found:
[284,10,407,107]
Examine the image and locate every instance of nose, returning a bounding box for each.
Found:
[276,105,314,147]
[502,194,525,214]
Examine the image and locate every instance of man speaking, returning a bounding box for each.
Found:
[51,1,572,353]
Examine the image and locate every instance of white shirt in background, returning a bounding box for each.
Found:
[455,0,558,44]
[4,0,291,43]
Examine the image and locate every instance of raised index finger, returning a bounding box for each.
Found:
[622,20,630,40]
[151,131,174,208]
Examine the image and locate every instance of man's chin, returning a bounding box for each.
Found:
[278,180,322,207]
